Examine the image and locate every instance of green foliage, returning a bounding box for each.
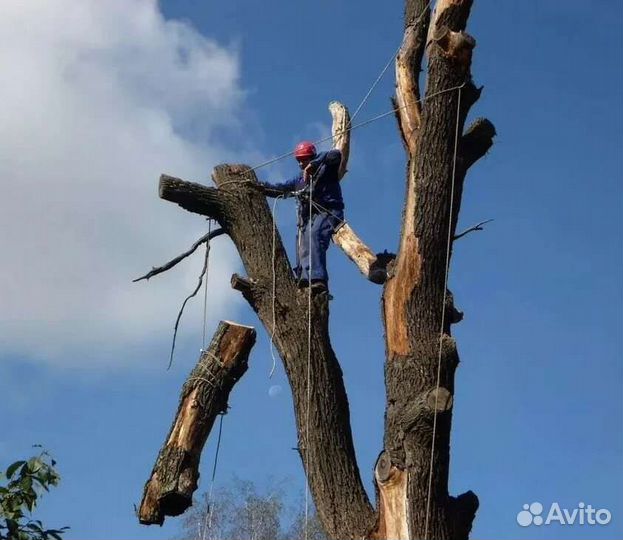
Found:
[0,449,69,540]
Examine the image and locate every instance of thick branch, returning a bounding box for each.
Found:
[230,273,260,309]
[396,0,430,154]
[385,0,478,360]
[451,491,479,540]
[160,166,375,538]
[159,174,225,222]
[329,101,350,180]
[461,118,496,170]
[329,102,393,284]
[333,224,395,284]
[378,0,485,538]
[429,0,473,37]
[139,321,255,525]
[133,228,225,282]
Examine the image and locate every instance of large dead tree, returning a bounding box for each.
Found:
[140,1,495,538]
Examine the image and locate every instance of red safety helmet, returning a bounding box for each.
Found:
[294,141,317,160]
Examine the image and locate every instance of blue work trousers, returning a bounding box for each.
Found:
[295,210,343,282]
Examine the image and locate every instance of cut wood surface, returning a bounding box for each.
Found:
[139,321,255,525]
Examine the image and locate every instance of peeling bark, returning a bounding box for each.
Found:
[372,452,409,540]
[377,0,494,538]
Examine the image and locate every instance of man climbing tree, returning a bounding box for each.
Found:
[259,141,344,292]
[138,0,496,538]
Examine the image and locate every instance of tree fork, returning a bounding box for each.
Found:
[139,321,256,525]
[160,166,376,539]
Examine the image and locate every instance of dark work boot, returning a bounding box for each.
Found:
[310,280,328,293]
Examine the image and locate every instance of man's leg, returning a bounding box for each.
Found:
[309,211,343,287]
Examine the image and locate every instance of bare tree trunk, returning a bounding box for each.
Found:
[160,170,376,538]
[377,1,494,538]
[145,0,495,537]
[139,321,256,525]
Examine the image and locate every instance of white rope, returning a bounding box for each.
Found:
[201,218,212,351]
[237,83,464,176]
[304,168,314,540]
[350,45,401,123]
[424,85,462,540]
[350,0,433,123]
[201,413,224,540]
[269,195,284,378]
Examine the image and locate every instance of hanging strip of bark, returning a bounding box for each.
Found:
[138,321,256,526]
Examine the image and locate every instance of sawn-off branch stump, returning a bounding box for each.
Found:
[139,321,256,525]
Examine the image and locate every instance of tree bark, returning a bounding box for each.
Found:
[148,0,495,537]
[377,0,493,538]
[139,321,256,526]
[160,168,376,539]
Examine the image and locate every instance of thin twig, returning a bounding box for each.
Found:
[133,228,225,283]
[168,243,211,370]
[453,219,493,241]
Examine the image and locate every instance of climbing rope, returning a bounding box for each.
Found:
[304,167,314,540]
[202,218,213,351]
[350,44,401,123]
[201,412,224,540]
[214,83,465,188]
[349,0,433,123]
[423,85,463,540]
[269,195,285,378]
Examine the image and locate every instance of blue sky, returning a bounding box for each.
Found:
[1,1,621,539]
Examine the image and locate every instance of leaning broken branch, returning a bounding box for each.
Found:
[453,219,493,241]
[329,101,393,284]
[133,228,225,283]
[139,321,256,526]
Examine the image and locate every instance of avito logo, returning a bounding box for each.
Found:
[517,502,611,527]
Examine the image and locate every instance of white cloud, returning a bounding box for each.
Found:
[0,0,252,367]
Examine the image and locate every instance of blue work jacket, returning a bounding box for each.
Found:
[261,149,344,221]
